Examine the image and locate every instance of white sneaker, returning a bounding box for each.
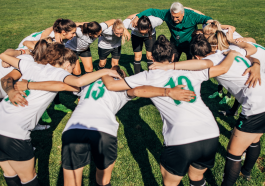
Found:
[32,124,50,131]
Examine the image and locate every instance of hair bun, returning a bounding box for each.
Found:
[157,35,168,45]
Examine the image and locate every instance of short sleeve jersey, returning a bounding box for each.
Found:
[0,60,70,140]
[124,69,219,146]
[123,16,163,38]
[204,48,265,116]
[0,54,34,98]
[65,23,108,52]
[18,31,55,49]
[248,42,265,73]
[63,79,131,137]
[98,25,123,49]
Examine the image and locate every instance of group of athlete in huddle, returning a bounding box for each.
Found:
[0,1,265,186]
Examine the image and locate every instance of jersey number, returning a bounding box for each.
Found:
[32,31,43,38]
[164,76,196,105]
[84,80,105,100]
[235,56,250,68]
[252,43,265,51]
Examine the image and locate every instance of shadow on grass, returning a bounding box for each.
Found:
[117,97,163,186]
[33,92,78,186]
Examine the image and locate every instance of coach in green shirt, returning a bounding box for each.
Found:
[132,2,212,61]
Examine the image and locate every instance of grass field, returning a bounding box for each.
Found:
[1,0,265,185]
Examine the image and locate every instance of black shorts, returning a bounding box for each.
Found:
[236,112,265,133]
[62,129,117,170]
[160,137,219,176]
[131,34,156,52]
[74,47,91,58]
[0,134,34,161]
[98,46,121,60]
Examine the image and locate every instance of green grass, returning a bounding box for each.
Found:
[1,0,265,185]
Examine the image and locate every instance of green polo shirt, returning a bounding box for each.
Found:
[137,8,212,47]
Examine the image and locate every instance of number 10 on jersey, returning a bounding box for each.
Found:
[164,76,196,105]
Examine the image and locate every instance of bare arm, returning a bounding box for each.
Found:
[127,13,138,19]
[221,25,236,32]
[0,53,20,69]
[184,7,205,15]
[235,37,256,43]
[14,79,80,92]
[23,41,38,50]
[102,75,130,91]
[75,22,89,27]
[149,59,213,71]
[40,26,53,40]
[209,50,241,78]
[64,69,121,87]
[1,70,28,106]
[3,48,30,57]
[104,19,116,27]
[226,28,257,56]
[127,85,196,101]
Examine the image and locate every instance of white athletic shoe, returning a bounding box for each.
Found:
[32,124,50,131]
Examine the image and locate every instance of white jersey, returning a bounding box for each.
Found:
[0,54,34,98]
[98,23,128,49]
[248,42,265,73]
[123,16,163,38]
[125,69,219,146]
[65,23,108,52]
[222,29,243,40]
[18,31,55,49]
[204,47,265,116]
[63,79,131,137]
[0,59,70,140]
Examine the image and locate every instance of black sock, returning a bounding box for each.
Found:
[53,94,61,105]
[4,174,22,186]
[147,59,153,69]
[218,85,223,93]
[96,182,111,186]
[190,177,206,186]
[221,153,241,186]
[85,71,92,74]
[21,175,40,186]
[134,61,141,74]
[241,141,261,176]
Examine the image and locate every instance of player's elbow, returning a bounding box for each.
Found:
[104,82,116,91]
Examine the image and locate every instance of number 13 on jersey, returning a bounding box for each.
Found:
[164,76,196,105]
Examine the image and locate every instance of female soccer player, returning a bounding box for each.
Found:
[0,43,121,186]
[14,65,195,186]
[97,19,130,70]
[123,14,163,74]
[99,35,242,186]
[204,20,256,112]
[65,19,116,75]
[18,18,77,50]
[1,39,53,130]
[150,33,262,186]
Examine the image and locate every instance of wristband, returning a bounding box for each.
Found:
[20,49,26,54]
[27,82,29,90]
